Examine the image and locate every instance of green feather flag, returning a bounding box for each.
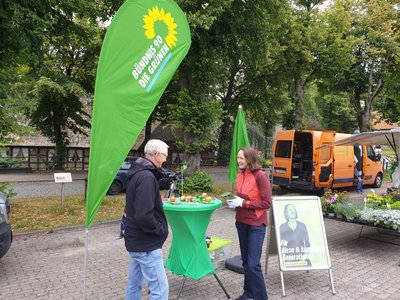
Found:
[86,0,191,228]
[228,105,250,183]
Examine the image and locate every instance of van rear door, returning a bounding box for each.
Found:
[315,131,335,188]
[272,131,295,187]
[363,145,383,186]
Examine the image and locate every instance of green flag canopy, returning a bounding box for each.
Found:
[86,0,191,228]
[228,105,250,183]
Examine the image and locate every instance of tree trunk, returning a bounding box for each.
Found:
[216,117,231,166]
[358,109,371,132]
[54,125,66,170]
[294,78,304,130]
[354,73,384,132]
[183,132,201,175]
[185,153,201,175]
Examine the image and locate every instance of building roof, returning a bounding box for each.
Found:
[6,121,167,150]
[372,113,399,131]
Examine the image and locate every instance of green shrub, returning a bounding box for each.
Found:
[387,190,400,201]
[342,203,363,219]
[0,157,22,168]
[0,182,17,199]
[390,201,400,210]
[390,161,398,176]
[333,202,346,216]
[367,193,394,208]
[182,171,213,193]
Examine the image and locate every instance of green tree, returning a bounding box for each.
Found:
[324,0,400,131]
[0,1,121,155]
[29,77,90,169]
[167,90,223,173]
[160,0,290,166]
[317,93,357,132]
[374,76,400,124]
[0,1,52,144]
[277,0,330,130]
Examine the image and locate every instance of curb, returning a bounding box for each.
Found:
[4,179,87,184]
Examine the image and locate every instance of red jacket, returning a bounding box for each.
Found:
[235,168,272,226]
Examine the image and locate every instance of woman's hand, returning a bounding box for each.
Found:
[227,196,244,208]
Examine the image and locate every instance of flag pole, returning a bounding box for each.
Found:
[83,228,89,300]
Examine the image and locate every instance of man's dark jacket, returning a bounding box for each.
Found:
[124,157,168,252]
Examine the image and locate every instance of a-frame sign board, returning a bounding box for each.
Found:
[272,196,336,296]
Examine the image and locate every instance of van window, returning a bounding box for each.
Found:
[275,141,292,158]
[367,145,375,160]
[320,145,331,163]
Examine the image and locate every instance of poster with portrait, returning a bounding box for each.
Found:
[273,196,332,271]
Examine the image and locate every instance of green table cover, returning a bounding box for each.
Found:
[163,199,222,280]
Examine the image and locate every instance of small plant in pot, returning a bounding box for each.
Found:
[333,202,346,221]
[342,203,361,222]
[358,208,375,226]
[321,190,338,218]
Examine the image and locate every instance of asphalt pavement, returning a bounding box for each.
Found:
[0,167,388,200]
[0,167,230,199]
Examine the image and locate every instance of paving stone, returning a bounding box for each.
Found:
[1,206,399,299]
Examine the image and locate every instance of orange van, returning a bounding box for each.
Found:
[271,130,383,195]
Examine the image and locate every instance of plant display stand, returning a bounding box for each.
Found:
[357,225,400,266]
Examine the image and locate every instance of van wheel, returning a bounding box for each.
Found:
[373,174,383,188]
[108,181,122,195]
[279,185,287,190]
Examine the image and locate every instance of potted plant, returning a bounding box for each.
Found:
[321,191,338,218]
[333,202,346,221]
[342,203,361,222]
[358,209,375,226]
[371,210,400,231]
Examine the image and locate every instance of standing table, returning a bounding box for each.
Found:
[163,199,230,299]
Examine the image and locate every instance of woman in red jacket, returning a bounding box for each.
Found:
[229,147,272,300]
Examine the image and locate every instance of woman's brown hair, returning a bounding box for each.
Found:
[239,147,262,172]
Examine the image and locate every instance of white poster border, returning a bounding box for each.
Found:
[272,195,335,296]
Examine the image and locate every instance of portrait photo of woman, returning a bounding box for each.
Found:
[279,204,311,268]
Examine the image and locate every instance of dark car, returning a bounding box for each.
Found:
[0,192,12,258]
[107,161,182,195]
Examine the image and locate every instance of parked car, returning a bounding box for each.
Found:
[0,192,12,258]
[107,161,182,195]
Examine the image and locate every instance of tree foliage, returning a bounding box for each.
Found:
[29,77,90,168]
[159,0,291,167]
[323,0,400,131]
[167,90,223,173]
[0,0,120,166]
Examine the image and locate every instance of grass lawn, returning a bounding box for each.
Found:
[11,194,126,233]
[10,184,232,233]
[383,170,393,184]
[382,146,396,159]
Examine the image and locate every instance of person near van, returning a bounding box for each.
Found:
[124,139,169,300]
[354,155,363,194]
[228,147,272,300]
[279,204,311,268]
[374,145,382,160]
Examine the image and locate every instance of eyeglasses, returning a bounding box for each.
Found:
[158,152,168,158]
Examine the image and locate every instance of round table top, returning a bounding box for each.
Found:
[163,198,222,212]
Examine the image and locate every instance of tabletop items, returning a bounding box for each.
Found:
[165,192,214,205]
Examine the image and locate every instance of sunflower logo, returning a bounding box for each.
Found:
[143,6,178,48]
